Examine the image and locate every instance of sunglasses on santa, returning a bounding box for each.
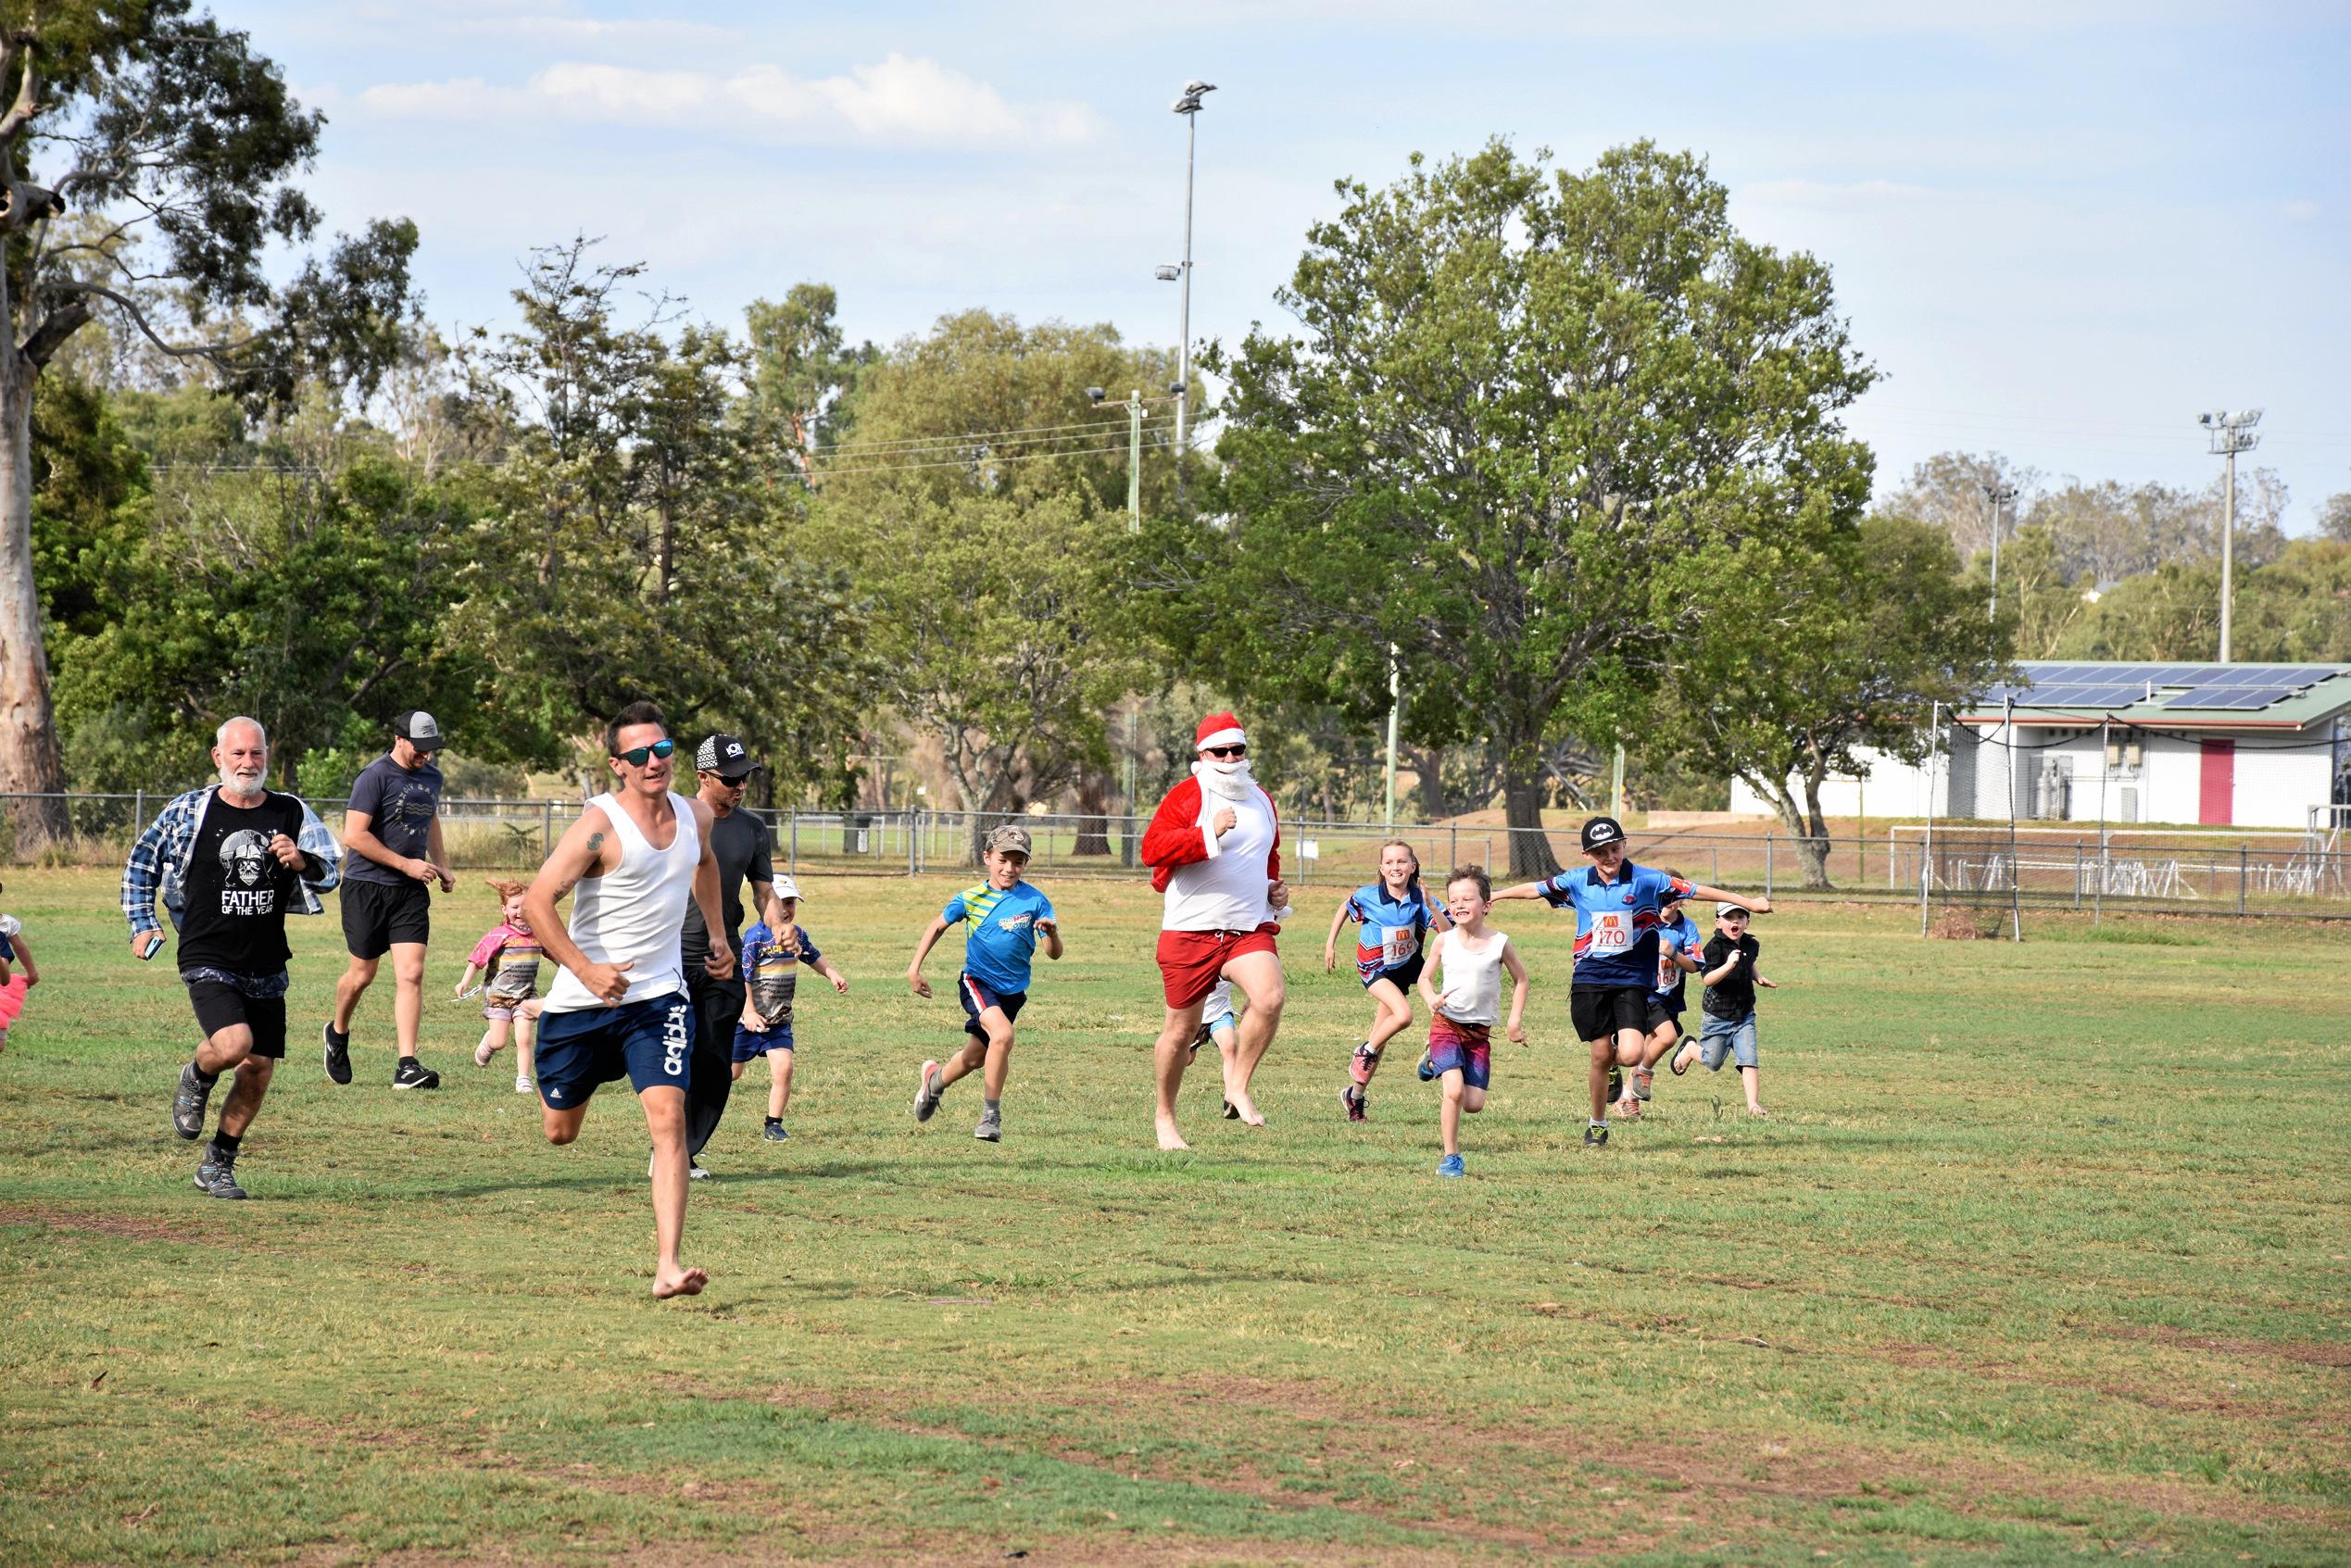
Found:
[1203,745,1246,759]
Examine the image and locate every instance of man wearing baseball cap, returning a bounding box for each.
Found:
[1496,814,1766,1147]
[1138,711,1290,1149]
[676,733,786,1169]
[326,709,455,1091]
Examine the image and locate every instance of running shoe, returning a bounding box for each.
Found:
[1606,1062,1623,1105]
[912,1060,943,1123]
[1583,1123,1609,1148]
[171,1062,213,1141]
[1220,1098,1241,1120]
[1340,1084,1367,1123]
[322,1022,352,1085]
[1437,1153,1465,1178]
[193,1147,246,1199]
[473,1037,497,1068]
[761,1122,788,1142]
[974,1107,1002,1143]
[392,1058,440,1090]
[690,1156,711,1180]
[1416,1049,1437,1083]
[514,1075,534,1095]
[1349,1042,1380,1086]
[1632,1066,1654,1102]
[1614,1097,1642,1123]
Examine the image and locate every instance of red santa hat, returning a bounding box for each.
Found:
[1194,711,1246,752]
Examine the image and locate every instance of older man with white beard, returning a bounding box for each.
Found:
[121,717,343,1198]
[1139,711,1290,1150]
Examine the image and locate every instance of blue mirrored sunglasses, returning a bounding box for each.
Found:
[613,738,677,767]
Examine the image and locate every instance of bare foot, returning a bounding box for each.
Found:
[652,1265,709,1298]
[1155,1119,1190,1152]
[1228,1091,1265,1127]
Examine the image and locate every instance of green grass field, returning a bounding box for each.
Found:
[1,867,2345,1566]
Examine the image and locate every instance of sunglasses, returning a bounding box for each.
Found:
[612,738,677,767]
[1202,745,1246,759]
[714,772,750,787]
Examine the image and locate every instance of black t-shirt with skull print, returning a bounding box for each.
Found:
[176,791,308,976]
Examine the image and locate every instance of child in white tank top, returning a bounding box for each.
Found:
[1414,866,1530,1179]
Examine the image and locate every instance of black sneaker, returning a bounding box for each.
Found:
[322,1022,353,1085]
[1606,1062,1624,1103]
[392,1058,441,1090]
[1584,1123,1609,1148]
[171,1062,214,1141]
[1340,1085,1367,1123]
[1220,1098,1241,1120]
[193,1147,247,1199]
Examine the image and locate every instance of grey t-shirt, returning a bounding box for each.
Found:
[343,754,444,886]
[681,807,775,963]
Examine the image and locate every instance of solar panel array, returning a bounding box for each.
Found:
[1980,662,2351,713]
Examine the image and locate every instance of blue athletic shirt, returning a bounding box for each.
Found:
[1343,882,1439,982]
[1537,861,1694,989]
[1650,910,1702,1009]
[942,880,1056,996]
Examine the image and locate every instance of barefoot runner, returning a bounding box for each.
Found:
[523,702,735,1298]
[1140,712,1289,1150]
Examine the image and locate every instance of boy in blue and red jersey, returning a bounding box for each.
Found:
[1496,816,1766,1147]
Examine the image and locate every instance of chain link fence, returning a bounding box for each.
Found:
[6,792,2348,921]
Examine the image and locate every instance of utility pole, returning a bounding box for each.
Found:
[1090,384,1151,863]
[2199,408,2262,663]
[1382,647,1401,828]
[1169,82,1214,493]
[1983,481,2018,621]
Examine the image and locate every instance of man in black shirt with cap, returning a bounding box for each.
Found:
[326,710,455,1090]
[678,734,785,1168]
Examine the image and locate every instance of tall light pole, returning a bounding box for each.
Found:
[1983,481,2018,621]
[2199,408,2262,663]
[1091,386,1150,860]
[1169,81,1213,477]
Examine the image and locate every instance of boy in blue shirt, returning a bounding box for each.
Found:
[1496,816,1766,1147]
[1622,886,1703,1120]
[907,823,1062,1142]
[731,876,849,1141]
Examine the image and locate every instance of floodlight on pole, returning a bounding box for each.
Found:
[1983,481,2018,622]
[2198,408,2262,662]
[1171,81,1214,491]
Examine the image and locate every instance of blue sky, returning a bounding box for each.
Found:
[239,1,2350,523]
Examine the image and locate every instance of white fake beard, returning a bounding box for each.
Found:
[1193,758,1253,800]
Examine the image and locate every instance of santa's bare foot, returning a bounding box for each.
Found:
[1155,1118,1190,1152]
[1228,1091,1265,1127]
[652,1265,708,1298]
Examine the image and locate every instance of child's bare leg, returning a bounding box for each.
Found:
[517,1005,538,1082]
[1358,978,1414,1082]
[1641,1021,1678,1070]
[1440,1070,1465,1155]
[979,1021,1013,1100]
[1462,1085,1487,1115]
[1741,1064,1765,1115]
[475,1016,513,1066]
[936,1032,990,1089]
[1587,1036,1613,1121]
[730,1059,748,1083]
[768,1047,796,1118]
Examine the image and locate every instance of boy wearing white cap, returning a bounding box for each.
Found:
[731,875,848,1141]
[1672,901,1777,1116]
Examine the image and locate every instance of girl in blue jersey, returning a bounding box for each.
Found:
[1324,840,1448,1123]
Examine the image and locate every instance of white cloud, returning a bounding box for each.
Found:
[2282,198,2320,220]
[359,53,1101,148]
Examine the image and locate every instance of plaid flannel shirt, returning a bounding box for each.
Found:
[120,785,344,939]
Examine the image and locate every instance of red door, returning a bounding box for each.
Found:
[2199,739,2234,825]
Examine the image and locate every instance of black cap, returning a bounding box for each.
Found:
[392,710,445,751]
[695,734,756,774]
[1579,815,1625,853]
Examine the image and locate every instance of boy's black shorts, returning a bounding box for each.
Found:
[1571,985,1649,1043]
[1643,1000,1683,1035]
[184,980,288,1058]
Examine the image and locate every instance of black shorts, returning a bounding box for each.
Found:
[1571,985,1650,1044]
[1644,1000,1684,1035]
[185,981,287,1058]
[957,972,1027,1039]
[340,877,431,960]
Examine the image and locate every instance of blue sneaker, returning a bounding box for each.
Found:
[1416,1049,1437,1082]
[1437,1153,1465,1178]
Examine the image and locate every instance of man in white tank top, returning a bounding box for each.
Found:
[522,703,735,1300]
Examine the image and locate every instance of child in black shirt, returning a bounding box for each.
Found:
[1671,901,1777,1116]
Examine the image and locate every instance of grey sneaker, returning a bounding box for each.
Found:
[322,1022,353,1085]
[1632,1066,1654,1102]
[193,1147,246,1199]
[912,1060,943,1123]
[171,1062,214,1141]
[974,1107,1002,1142]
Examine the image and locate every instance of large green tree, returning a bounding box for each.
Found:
[1,4,412,843]
[1166,140,1876,873]
[1653,515,2009,889]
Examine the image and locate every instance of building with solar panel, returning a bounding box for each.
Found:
[1729,661,2351,833]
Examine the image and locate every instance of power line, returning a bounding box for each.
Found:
[811,432,1178,482]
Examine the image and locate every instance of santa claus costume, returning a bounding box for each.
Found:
[1139,712,1289,1148]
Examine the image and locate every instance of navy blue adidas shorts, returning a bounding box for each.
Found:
[534,992,693,1110]
[957,972,1027,1039]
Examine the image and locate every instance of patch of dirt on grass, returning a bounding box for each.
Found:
[2110,1324,2351,1369]
[0,1203,230,1245]
[343,1541,1485,1567]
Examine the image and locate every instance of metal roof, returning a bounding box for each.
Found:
[1960,660,2351,731]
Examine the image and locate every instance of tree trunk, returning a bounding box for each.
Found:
[1501,762,1562,879]
[0,360,69,855]
[1071,768,1112,855]
[1795,770,1837,892]
[1411,744,1452,821]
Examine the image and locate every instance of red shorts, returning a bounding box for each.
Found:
[1156,924,1279,1009]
